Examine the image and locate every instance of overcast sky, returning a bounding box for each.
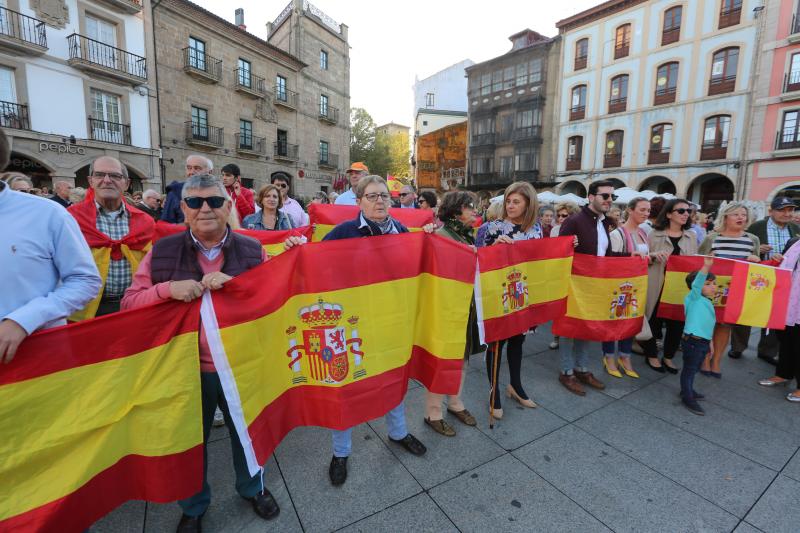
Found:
[194,0,599,127]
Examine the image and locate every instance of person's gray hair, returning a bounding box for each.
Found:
[89,156,129,179]
[355,175,388,198]
[186,154,213,172]
[538,205,555,216]
[182,173,228,199]
[8,175,34,189]
[142,188,160,200]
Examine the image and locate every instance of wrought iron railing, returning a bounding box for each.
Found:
[273,141,299,159]
[319,104,338,124]
[319,152,339,167]
[274,86,298,108]
[68,34,146,80]
[88,117,131,145]
[775,131,800,150]
[0,6,47,49]
[235,69,265,94]
[235,133,266,153]
[0,101,30,129]
[185,120,223,146]
[182,47,222,81]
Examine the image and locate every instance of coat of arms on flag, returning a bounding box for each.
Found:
[502,269,529,314]
[285,299,365,384]
[609,281,639,319]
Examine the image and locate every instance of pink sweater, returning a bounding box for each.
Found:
[121,249,266,371]
[780,240,800,327]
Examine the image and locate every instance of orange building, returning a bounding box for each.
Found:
[414,121,467,190]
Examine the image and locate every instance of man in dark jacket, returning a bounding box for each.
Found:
[556,179,616,396]
[162,155,214,223]
[730,196,799,364]
[50,180,73,208]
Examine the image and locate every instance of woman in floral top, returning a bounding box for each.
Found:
[478,182,542,419]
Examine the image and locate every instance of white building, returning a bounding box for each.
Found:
[554,0,761,212]
[0,0,158,190]
[412,59,473,118]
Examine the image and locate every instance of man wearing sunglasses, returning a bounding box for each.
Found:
[121,173,278,532]
[556,179,619,396]
[398,184,417,208]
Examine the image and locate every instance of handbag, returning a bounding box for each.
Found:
[635,315,653,341]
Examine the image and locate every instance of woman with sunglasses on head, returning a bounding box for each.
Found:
[479,181,542,418]
[699,202,760,378]
[242,185,293,231]
[642,198,698,373]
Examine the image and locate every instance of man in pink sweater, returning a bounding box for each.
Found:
[122,173,274,533]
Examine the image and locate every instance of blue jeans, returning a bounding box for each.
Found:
[332,401,407,457]
[680,336,710,399]
[559,337,590,374]
[601,337,634,356]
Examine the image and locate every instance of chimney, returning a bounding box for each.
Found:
[235,8,246,31]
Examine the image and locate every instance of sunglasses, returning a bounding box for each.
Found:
[184,196,226,209]
[557,213,569,219]
[399,192,412,197]
[274,183,288,189]
[671,208,693,215]
[596,193,618,201]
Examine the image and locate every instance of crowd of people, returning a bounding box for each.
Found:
[2,124,799,532]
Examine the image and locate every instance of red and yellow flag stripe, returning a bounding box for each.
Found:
[657,256,734,322]
[307,204,434,241]
[204,232,474,466]
[552,254,649,341]
[476,237,574,343]
[0,301,203,532]
[723,261,791,329]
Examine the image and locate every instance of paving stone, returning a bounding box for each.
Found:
[781,450,800,482]
[624,381,799,471]
[744,475,800,533]
[143,442,300,533]
[575,401,776,517]
[367,383,506,489]
[429,454,610,533]
[93,500,146,533]
[513,425,739,532]
[338,493,457,533]
[272,424,422,531]
[733,521,765,533]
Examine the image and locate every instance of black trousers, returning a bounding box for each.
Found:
[777,325,800,386]
[731,325,780,357]
[486,334,525,409]
[640,311,683,360]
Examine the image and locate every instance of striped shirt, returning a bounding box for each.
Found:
[766,218,791,260]
[95,202,131,298]
[710,235,755,260]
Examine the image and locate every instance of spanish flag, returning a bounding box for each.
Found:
[68,189,155,321]
[724,261,791,329]
[153,221,313,258]
[552,254,649,341]
[0,301,203,532]
[657,256,734,322]
[307,204,434,241]
[475,237,574,343]
[199,232,474,471]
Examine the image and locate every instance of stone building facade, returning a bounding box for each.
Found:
[153,0,349,198]
[465,29,561,192]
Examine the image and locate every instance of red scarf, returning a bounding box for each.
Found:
[68,188,155,260]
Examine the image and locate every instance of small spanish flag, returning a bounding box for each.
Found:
[724,262,791,329]
[657,256,735,322]
[475,237,574,343]
[307,204,434,241]
[552,254,649,341]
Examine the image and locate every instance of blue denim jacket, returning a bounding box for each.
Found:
[242,210,293,231]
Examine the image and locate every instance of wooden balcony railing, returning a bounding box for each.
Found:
[574,55,587,70]
[569,105,585,121]
[719,6,742,30]
[647,150,670,165]
[654,86,677,105]
[608,97,627,114]
[565,157,581,171]
[603,153,622,168]
[614,43,629,59]
[700,142,728,160]
[709,75,736,96]
[661,27,680,46]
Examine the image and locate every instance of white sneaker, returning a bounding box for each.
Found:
[213,407,225,427]
[549,340,559,350]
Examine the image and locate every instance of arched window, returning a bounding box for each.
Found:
[614,24,631,59]
[709,47,739,95]
[648,123,673,164]
[662,6,682,45]
[604,130,624,168]
[719,0,742,29]
[609,74,629,113]
[575,38,588,70]
[654,62,679,105]
[566,135,583,170]
[570,85,587,121]
[701,115,731,160]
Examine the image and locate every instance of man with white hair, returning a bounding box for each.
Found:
[162,155,213,223]
[50,180,73,208]
[136,189,162,221]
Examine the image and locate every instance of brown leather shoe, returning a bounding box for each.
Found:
[559,373,585,396]
[447,408,477,426]
[425,417,456,436]
[575,370,605,390]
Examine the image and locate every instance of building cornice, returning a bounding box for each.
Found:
[556,0,650,34]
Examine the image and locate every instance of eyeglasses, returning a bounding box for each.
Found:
[399,192,412,198]
[362,192,391,202]
[274,183,288,189]
[557,213,569,219]
[184,196,226,209]
[91,172,126,181]
[597,193,618,201]
[671,208,693,215]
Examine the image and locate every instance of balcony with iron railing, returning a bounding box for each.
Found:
[183,48,222,83]
[0,6,47,54]
[513,126,542,142]
[235,133,266,155]
[654,86,677,105]
[661,27,680,46]
[68,34,146,84]
[775,130,800,152]
[708,75,736,96]
[273,141,299,161]
[603,153,622,168]
[790,14,800,43]
[608,97,627,114]
[274,87,298,110]
[515,169,540,182]
[782,71,800,101]
[185,121,224,148]
[88,117,131,145]
[569,105,585,121]
[93,0,142,14]
[319,105,338,125]
[319,152,339,168]
[0,101,30,130]
[471,132,496,146]
[470,172,511,189]
[719,5,742,30]
[234,69,266,98]
[700,141,728,160]
[647,150,670,165]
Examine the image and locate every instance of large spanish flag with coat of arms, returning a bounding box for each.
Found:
[657,256,735,322]
[308,204,434,241]
[475,237,574,343]
[552,254,649,341]
[199,232,474,474]
[0,300,203,532]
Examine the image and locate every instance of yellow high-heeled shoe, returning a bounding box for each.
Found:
[618,357,640,379]
[603,356,623,378]
[506,384,537,408]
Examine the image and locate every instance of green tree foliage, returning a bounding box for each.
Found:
[350,108,376,164]
[350,108,410,179]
